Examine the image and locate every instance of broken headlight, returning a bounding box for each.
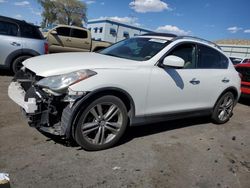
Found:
[36,69,97,92]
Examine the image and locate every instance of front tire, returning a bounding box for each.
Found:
[12,55,31,73]
[212,92,235,124]
[75,95,128,151]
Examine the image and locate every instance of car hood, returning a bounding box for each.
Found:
[23,52,140,77]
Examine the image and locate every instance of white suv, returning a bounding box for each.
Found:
[8,33,241,150]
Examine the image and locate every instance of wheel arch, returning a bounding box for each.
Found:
[5,49,40,69]
[213,86,239,109]
[64,87,136,140]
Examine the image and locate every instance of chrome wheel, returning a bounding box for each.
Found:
[212,92,235,124]
[81,103,123,145]
[217,95,234,121]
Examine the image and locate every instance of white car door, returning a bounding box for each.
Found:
[145,43,212,116]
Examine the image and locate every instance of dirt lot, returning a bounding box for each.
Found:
[0,71,250,188]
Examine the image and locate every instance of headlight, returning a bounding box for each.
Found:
[36,69,97,91]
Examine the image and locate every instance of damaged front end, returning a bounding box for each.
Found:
[8,68,91,137]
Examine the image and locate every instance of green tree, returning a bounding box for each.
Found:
[38,0,87,28]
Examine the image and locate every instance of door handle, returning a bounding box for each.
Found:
[66,39,71,42]
[10,42,21,46]
[222,78,230,83]
[84,41,90,44]
[189,78,200,85]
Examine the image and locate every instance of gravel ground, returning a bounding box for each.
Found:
[0,71,250,188]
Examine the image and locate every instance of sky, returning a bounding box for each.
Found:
[0,0,249,40]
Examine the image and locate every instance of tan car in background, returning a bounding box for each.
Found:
[43,24,111,53]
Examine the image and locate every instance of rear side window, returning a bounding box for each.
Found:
[71,29,88,39]
[0,21,18,36]
[20,24,43,39]
[56,27,70,37]
[197,45,228,69]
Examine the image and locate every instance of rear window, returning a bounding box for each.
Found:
[71,29,88,39]
[20,24,43,39]
[242,59,250,64]
[236,67,250,82]
[0,21,18,36]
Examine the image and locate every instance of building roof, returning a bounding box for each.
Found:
[88,18,153,33]
[215,39,250,45]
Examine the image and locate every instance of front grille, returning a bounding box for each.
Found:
[236,67,250,82]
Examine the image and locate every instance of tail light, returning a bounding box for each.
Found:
[44,42,49,54]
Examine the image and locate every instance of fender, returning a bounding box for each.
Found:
[213,86,240,109]
[61,87,136,139]
[4,49,40,68]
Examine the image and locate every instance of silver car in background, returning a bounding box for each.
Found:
[0,16,48,73]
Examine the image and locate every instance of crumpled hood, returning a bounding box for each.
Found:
[23,52,139,77]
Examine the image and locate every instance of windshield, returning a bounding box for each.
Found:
[42,24,58,32]
[99,37,171,61]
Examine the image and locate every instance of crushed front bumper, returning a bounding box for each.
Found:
[8,82,38,113]
[8,80,73,136]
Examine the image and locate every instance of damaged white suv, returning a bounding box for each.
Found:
[8,33,241,150]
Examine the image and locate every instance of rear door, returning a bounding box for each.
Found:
[69,28,91,52]
[0,20,22,66]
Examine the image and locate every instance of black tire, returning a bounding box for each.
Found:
[12,55,31,73]
[212,92,235,124]
[75,95,128,151]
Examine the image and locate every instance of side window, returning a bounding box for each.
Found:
[71,29,88,39]
[168,43,196,69]
[0,21,18,36]
[20,25,43,39]
[197,45,228,69]
[56,27,70,37]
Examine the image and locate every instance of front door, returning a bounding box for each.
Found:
[146,43,209,116]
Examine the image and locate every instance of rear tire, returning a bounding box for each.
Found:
[212,92,235,124]
[12,55,31,73]
[75,95,128,151]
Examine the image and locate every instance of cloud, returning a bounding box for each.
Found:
[14,14,22,19]
[244,29,250,33]
[14,1,29,6]
[156,25,191,35]
[227,26,242,33]
[129,0,170,13]
[100,16,141,27]
[28,7,41,16]
[86,0,95,5]
[100,2,104,5]
[0,0,7,3]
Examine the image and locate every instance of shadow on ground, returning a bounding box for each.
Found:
[239,97,250,106]
[0,69,13,76]
[39,116,211,150]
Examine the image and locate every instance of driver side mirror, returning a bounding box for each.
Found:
[50,30,57,35]
[162,55,185,68]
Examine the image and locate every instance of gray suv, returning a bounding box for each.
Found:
[0,16,48,73]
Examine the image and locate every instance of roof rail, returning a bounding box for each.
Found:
[142,32,178,38]
[175,36,222,50]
